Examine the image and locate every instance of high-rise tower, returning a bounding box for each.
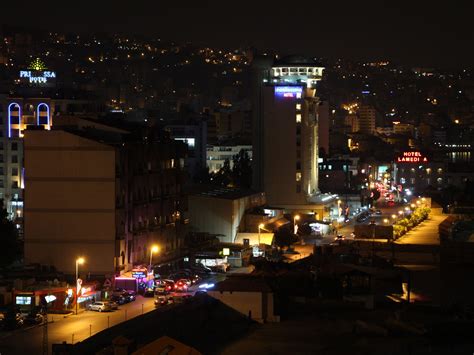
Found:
[252,56,327,208]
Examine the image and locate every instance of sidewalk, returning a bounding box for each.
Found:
[395,214,446,245]
[227,265,255,274]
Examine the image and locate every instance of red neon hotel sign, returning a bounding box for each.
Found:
[396,151,428,163]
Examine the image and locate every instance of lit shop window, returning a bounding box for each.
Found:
[296,172,302,182]
[296,114,302,123]
[296,104,301,110]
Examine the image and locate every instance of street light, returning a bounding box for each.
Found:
[149,245,159,273]
[404,207,410,212]
[75,257,85,315]
[391,214,397,220]
[258,223,264,246]
[293,215,300,235]
[398,210,404,216]
[410,204,415,209]
[383,218,389,224]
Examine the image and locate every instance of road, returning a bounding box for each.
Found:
[0,274,224,355]
[395,213,446,245]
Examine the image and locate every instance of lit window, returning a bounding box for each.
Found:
[437,177,443,184]
[296,114,301,123]
[16,296,31,305]
[296,104,301,110]
[296,172,302,182]
[437,168,443,174]
[296,92,302,99]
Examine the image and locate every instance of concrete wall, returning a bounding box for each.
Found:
[188,196,233,242]
[188,192,265,243]
[208,290,270,323]
[24,130,116,275]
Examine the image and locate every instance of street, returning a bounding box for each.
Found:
[0,274,223,355]
[395,213,445,245]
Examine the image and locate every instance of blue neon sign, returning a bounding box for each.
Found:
[36,103,50,129]
[8,103,21,138]
[275,86,303,98]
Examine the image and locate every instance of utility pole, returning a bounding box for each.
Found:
[42,310,48,355]
[370,220,376,264]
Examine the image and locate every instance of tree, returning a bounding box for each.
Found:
[0,200,21,268]
[212,159,233,187]
[232,149,252,188]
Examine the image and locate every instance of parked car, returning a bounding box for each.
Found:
[155,279,174,294]
[110,294,126,305]
[172,294,192,304]
[108,301,119,310]
[178,278,192,287]
[23,311,44,325]
[356,211,369,223]
[113,288,136,303]
[174,279,188,292]
[190,274,201,284]
[154,295,171,307]
[87,301,112,312]
[144,287,155,297]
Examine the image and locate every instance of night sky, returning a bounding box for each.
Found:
[1,0,473,68]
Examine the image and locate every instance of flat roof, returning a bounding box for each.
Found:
[195,187,262,200]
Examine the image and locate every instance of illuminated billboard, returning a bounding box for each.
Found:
[19,58,56,85]
[396,151,428,163]
[274,86,302,98]
[19,70,56,84]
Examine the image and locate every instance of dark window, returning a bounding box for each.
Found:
[11,155,18,163]
[11,142,18,151]
[296,161,301,170]
[296,184,301,193]
[12,181,18,188]
[0,167,3,175]
[12,168,18,176]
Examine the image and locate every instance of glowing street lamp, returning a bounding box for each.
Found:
[391,214,397,220]
[258,223,264,245]
[75,257,85,315]
[404,207,410,212]
[398,210,404,216]
[383,218,389,224]
[149,245,159,273]
[293,215,300,235]
[410,204,415,209]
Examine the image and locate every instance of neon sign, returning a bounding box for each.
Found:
[36,103,51,128]
[396,151,428,163]
[8,102,21,138]
[275,86,302,98]
[19,70,56,84]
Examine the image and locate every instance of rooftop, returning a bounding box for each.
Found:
[194,187,262,200]
[274,55,324,67]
